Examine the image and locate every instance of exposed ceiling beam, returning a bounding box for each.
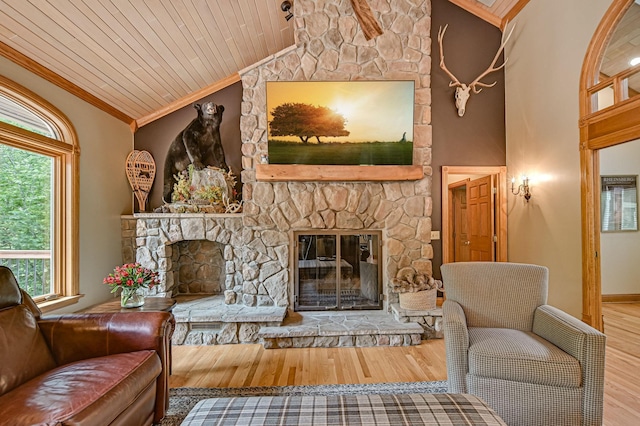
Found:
[349,0,384,40]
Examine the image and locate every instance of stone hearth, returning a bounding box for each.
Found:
[170,294,427,348]
[259,310,423,349]
[171,295,287,345]
[391,304,444,339]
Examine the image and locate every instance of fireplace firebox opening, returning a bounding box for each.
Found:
[171,239,225,296]
[294,230,382,311]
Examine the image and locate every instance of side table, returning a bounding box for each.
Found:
[81,296,176,313]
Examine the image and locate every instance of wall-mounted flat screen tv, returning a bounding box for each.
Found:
[266,80,414,166]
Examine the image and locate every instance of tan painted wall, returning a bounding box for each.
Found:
[504,0,611,317]
[0,56,133,312]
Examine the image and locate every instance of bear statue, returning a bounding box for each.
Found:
[162,102,227,202]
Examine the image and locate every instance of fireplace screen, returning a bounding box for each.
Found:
[294,231,382,311]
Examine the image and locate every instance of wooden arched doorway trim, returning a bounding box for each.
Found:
[580,0,640,331]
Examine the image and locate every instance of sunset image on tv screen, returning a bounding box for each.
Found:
[266,81,414,165]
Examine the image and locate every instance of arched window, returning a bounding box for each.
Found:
[580,0,640,331]
[0,75,79,311]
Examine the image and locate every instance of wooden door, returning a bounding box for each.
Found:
[467,175,495,261]
[442,166,507,264]
[452,185,470,262]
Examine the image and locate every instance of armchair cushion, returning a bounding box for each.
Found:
[0,350,161,425]
[468,328,582,388]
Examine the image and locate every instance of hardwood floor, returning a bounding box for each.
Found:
[170,304,640,425]
[602,302,640,425]
[170,339,447,388]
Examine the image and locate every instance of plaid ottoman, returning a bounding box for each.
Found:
[180,393,507,425]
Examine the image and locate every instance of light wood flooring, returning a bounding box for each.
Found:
[170,303,640,425]
[170,339,447,388]
[601,302,640,425]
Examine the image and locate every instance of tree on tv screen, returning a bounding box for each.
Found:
[269,103,349,144]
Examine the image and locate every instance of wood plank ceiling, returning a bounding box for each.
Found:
[0,0,526,130]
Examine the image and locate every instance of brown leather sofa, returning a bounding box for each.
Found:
[0,266,175,425]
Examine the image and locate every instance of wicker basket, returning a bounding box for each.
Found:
[399,288,437,310]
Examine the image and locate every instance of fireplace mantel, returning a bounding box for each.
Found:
[126,212,244,219]
[255,164,424,182]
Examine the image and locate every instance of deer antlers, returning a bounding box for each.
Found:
[437,24,463,89]
[438,23,515,116]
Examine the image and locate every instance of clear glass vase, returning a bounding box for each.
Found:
[120,287,145,308]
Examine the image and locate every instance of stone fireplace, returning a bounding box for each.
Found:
[122,0,433,317]
[121,213,289,308]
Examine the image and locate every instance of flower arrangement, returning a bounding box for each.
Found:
[192,184,224,205]
[103,263,158,306]
[171,168,192,203]
[168,164,241,213]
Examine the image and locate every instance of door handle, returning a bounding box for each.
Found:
[464,241,471,245]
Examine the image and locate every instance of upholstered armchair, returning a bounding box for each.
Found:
[441,262,606,426]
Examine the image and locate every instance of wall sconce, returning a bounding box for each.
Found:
[511,176,531,202]
[281,1,293,21]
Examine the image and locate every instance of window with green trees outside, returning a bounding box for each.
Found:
[0,143,53,297]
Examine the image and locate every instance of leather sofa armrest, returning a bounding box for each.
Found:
[38,312,175,424]
[38,312,175,365]
[442,300,469,393]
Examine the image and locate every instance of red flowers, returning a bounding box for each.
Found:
[103,262,158,294]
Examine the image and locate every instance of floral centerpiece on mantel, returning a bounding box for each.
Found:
[156,165,242,214]
[391,268,443,311]
[103,263,158,308]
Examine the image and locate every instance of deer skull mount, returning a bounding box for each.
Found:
[453,84,472,117]
[438,23,515,117]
